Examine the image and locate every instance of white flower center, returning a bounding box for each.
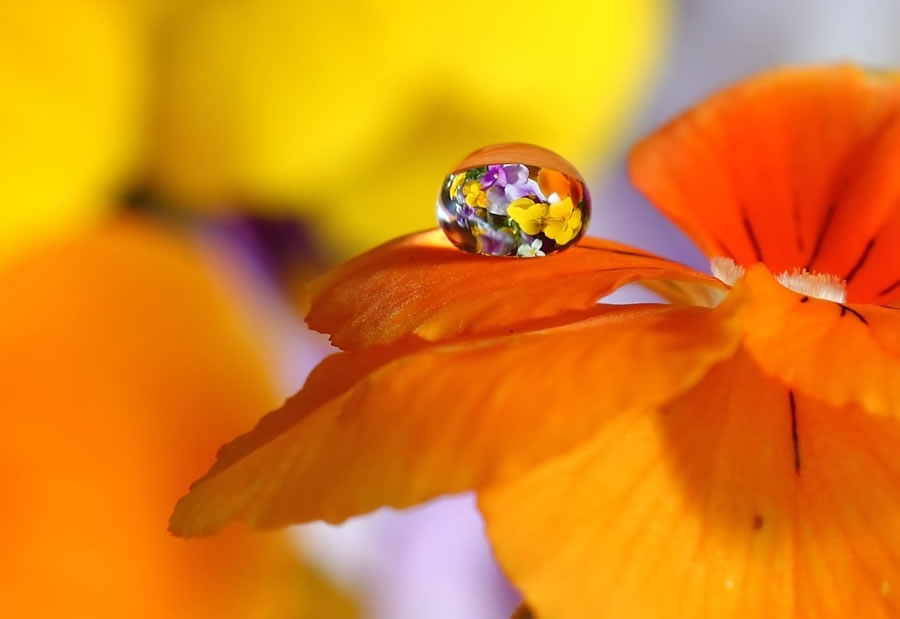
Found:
[710,257,745,286]
[710,257,847,303]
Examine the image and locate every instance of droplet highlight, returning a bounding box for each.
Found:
[437,143,590,257]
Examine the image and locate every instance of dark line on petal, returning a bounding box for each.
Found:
[611,249,656,259]
[878,278,900,298]
[581,246,660,260]
[709,235,736,260]
[789,391,801,474]
[589,267,662,274]
[805,202,838,270]
[880,305,900,311]
[838,303,869,325]
[844,238,876,283]
[800,296,809,303]
[793,196,805,254]
[742,215,763,262]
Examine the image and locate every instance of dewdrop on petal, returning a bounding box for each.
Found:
[437,143,591,257]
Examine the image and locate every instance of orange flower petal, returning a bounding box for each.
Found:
[306,229,722,350]
[738,264,900,417]
[843,206,900,303]
[640,276,731,307]
[630,66,900,302]
[170,302,741,536]
[481,351,900,618]
[792,388,900,617]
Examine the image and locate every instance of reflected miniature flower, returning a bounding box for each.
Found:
[456,203,476,228]
[449,173,467,201]
[485,185,512,215]
[538,168,583,204]
[516,238,545,257]
[542,197,582,244]
[506,198,548,236]
[504,178,544,202]
[499,164,529,188]
[485,165,545,215]
[473,224,516,256]
[463,181,488,208]
[479,165,507,189]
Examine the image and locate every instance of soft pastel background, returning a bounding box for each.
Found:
[2,1,899,617]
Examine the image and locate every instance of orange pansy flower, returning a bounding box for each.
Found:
[172,65,900,618]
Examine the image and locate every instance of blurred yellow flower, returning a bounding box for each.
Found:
[0,1,666,265]
[150,0,667,256]
[0,1,146,269]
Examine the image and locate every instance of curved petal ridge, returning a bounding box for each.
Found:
[306,229,722,350]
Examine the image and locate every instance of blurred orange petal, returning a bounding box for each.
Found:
[0,218,355,618]
[307,229,723,350]
[482,350,900,618]
[509,604,535,619]
[630,65,900,302]
[736,264,900,417]
[171,301,741,536]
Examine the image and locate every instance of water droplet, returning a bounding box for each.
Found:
[437,143,590,257]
